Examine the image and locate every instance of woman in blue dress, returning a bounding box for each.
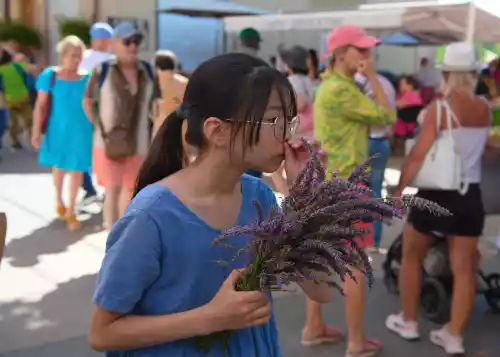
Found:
[31,36,92,232]
[89,53,333,356]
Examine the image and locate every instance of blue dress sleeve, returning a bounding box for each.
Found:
[93,210,162,314]
[35,68,54,92]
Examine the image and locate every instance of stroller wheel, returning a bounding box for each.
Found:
[420,277,451,324]
[383,271,399,295]
[484,273,500,313]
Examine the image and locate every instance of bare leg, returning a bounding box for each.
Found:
[344,266,367,352]
[103,186,120,230]
[67,171,83,216]
[302,298,324,338]
[400,224,432,321]
[66,171,83,231]
[53,168,66,219]
[118,187,133,217]
[448,236,479,336]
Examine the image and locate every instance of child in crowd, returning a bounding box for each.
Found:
[89,53,332,356]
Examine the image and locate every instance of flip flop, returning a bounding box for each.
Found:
[345,338,382,357]
[301,325,343,346]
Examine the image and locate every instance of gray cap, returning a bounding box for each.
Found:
[113,22,140,39]
[278,45,309,72]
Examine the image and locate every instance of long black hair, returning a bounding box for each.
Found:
[134,53,297,196]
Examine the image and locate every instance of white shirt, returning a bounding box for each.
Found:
[418,64,440,88]
[287,74,314,102]
[79,50,113,72]
[355,73,397,138]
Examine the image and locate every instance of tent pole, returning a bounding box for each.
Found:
[465,0,476,43]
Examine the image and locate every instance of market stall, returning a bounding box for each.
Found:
[222,1,500,70]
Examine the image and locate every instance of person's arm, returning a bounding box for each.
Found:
[325,81,396,125]
[487,77,498,107]
[31,69,52,147]
[270,165,289,196]
[90,305,212,351]
[82,67,99,123]
[395,102,439,194]
[90,211,272,352]
[89,213,213,351]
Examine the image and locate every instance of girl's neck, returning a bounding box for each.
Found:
[178,156,244,196]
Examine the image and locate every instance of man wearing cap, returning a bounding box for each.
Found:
[83,22,157,230]
[310,25,395,357]
[238,27,261,59]
[78,22,114,204]
[79,22,114,73]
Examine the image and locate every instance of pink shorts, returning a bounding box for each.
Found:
[348,183,373,249]
[394,118,415,138]
[92,148,145,190]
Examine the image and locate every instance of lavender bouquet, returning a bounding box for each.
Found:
[196,142,449,354]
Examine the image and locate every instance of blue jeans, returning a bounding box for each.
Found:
[369,138,391,248]
[0,109,7,150]
[82,171,97,196]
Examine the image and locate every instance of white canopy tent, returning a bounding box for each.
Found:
[223,1,500,73]
[223,0,500,45]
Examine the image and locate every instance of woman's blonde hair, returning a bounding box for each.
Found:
[440,71,477,96]
[56,35,86,56]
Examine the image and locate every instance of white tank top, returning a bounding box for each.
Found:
[440,99,491,183]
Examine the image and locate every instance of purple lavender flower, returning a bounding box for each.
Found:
[199,141,450,353]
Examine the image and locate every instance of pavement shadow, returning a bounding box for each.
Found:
[0,151,52,175]
[0,274,99,355]
[3,211,103,268]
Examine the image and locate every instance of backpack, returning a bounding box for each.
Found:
[95,60,154,160]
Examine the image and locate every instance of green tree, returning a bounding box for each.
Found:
[0,21,42,49]
[58,18,91,46]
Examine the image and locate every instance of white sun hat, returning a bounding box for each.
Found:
[441,42,479,72]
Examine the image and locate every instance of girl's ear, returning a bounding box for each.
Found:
[203,117,230,148]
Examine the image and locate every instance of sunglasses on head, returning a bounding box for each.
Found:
[123,35,143,47]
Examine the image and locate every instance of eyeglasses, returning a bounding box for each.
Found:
[123,35,143,47]
[225,116,300,140]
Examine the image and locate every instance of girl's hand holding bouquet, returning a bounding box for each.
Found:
[202,269,271,333]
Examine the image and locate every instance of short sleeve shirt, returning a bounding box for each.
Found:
[94,175,282,357]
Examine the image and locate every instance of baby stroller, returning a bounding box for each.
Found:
[383,231,500,324]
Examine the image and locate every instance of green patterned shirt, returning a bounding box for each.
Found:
[314,71,396,178]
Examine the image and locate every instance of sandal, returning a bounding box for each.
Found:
[56,204,66,220]
[301,325,343,346]
[67,215,82,232]
[345,338,382,357]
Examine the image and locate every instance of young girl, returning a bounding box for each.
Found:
[89,53,332,356]
[394,75,423,138]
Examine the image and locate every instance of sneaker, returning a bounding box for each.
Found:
[385,313,420,340]
[81,191,98,205]
[429,325,465,355]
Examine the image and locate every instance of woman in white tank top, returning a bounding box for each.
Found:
[386,43,491,355]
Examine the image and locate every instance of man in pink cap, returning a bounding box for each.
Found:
[303,25,395,357]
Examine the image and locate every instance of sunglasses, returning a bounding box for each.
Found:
[123,35,143,47]
[226,116,300,140]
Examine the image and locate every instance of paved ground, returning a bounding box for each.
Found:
[0,150,499,357]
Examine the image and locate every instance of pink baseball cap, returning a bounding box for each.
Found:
[321,25,379,61]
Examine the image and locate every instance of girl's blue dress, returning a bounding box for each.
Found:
[94,175,282,357]
[37,68,92,172]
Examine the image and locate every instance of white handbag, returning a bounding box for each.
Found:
[405,100,469,195]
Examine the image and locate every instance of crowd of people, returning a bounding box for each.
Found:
[0,18,497,357]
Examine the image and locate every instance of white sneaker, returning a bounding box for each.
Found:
[429,325,465,355]
[385,313,420,340]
